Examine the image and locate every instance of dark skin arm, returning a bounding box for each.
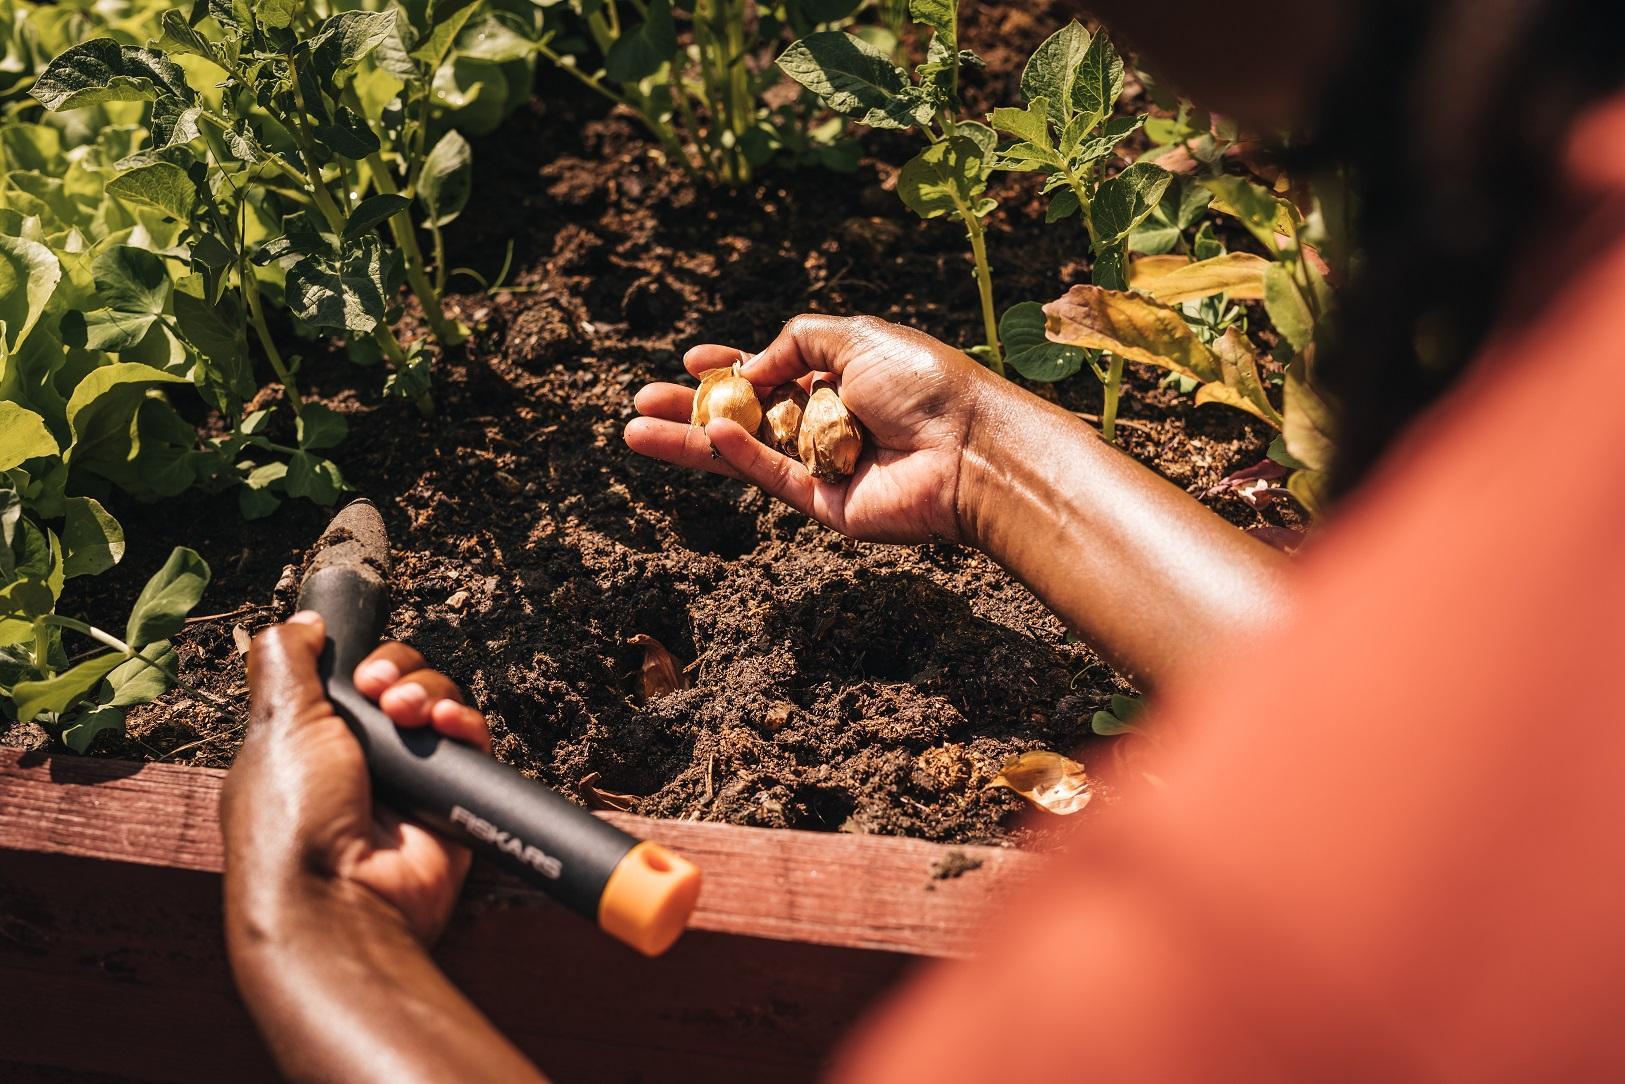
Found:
[625,315,1291,684]
[222,612,547,1083]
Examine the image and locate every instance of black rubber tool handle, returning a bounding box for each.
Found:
[296,501,700,955]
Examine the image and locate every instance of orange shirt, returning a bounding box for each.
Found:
[838,97,1625,1083]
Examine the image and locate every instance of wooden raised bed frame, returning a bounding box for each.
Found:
[0,747,1042,1082]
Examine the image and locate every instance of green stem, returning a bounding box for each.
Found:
[32,619,51,678]
[243,267,305,420]
[961,209,1004,375]
[361,151,464,345]
[1100,352,1124,443]
[43,616,234,716]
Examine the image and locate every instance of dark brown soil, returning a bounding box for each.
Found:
[2,4,1300,845]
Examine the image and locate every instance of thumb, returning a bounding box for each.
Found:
[246,611,330,735]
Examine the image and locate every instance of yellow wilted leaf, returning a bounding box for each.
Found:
[1044,285,1220,384]
[1130,252,1271,305]
[986,751,1092,815]
[629,633,688,702]
[1194,327,1282,427]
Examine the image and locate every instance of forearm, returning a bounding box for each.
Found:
[226,877,546,1084]
[959,384,1293,685]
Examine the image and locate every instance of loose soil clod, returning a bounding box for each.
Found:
[11,2,1303,845]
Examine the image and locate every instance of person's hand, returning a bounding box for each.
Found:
[221,612,491,944]
[625,314,1008,544]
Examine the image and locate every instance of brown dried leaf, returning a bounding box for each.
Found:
[232,624,252,658]
[629,633,687,702]
[986,751,1092,815]
[578,771,637,812]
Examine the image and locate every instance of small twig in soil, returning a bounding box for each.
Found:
[1072,411,1155,434]
[185,604,269,626]
[703,753,716,803]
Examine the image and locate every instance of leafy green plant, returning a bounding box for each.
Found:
[0,460,213,751]
[535,0,862,185]
[780,0,1007,366]
[1090,692,1143,737]
[1045,169,1337,509]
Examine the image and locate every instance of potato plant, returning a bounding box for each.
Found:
[782,10,1169,409]
[1046,167,1338,508]
[536,0,863,185]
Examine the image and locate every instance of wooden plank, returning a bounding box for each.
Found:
[0,748,1044,957]
[0,848,915,1083]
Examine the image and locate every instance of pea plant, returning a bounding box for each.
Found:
[536,0,863,185]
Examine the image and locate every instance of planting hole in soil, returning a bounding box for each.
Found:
[0,1,1310,847]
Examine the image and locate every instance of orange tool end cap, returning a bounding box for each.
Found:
[597,841,702,957]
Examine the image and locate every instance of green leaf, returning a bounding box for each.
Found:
[341,195,409,245]
[155,10,218,61]
[285,236,390,333]
[12,653,125,722]
[1202,175,1286,252]
[103,641,176,708]
[1000,301,1084,382]
[61,496,124,578]
[125,547,209,647]
[418,130,472,227]
[1045,187,1080,223]
[306,10,399,82]
[1070,29,1123,133]
[778,32,930,130]
[284,452,344,505]
[297,403,348,451]
[30,38,193,112]
[313,105,381,161]
[0,233,61,353]
[604,0,676,82]
[0,403,58,471]
[59,704,126,754]
[1264,265,1315,353]
[106,161,197,221]
[1091,162,1172,247]
[896,135,988,220]
[172,289,251,398]
[1020,21,1093,129]
[64,363,190,478]
[909,0,957,48]
[989,98,1051,147]
[62,244,172,352]
[259,0,302,31]
[238,461,287,520]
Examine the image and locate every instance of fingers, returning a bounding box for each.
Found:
[706,419,838,525]
[738,313,884,388]
[623,416,745,480]
[683,343,750,378]
[354,642,427,698]
[430,698,493,754]
[631,381,694,422]
[246,611,332,736]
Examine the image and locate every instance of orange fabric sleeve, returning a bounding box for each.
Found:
[835,98,1625,1083]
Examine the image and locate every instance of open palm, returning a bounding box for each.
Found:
[625,315,993,544]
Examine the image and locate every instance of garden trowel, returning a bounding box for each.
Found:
[296,499,700,956]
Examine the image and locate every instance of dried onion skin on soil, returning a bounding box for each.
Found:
[691,364,763,433]
[798,384,863,480]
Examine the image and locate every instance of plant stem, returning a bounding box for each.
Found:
[243,268,305,420]
[360,151,465,345]
[43,616,236,716]
[1100,352,1124,443]
[961,209,1004,375]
